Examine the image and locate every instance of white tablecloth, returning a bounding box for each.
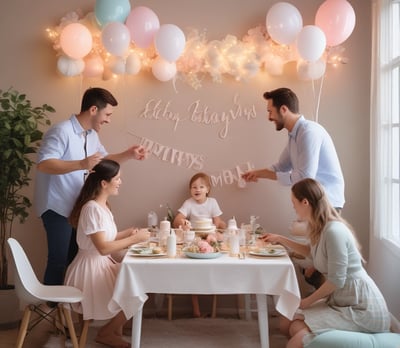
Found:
[109,251,300,348]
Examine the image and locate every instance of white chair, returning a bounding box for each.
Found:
[7,237,86,348]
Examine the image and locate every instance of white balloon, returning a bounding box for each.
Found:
[126,52,141,75]
[297,25,326,62]
[296,59,326,80]
[101,22,131,56]
[57,55,84,76]
[154,24,186,62]
[266,2,303,45]
[152,57,177,81]
[108,57,126,75]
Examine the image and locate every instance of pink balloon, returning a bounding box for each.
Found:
[126,6,160,48]
[315,0,356,46]
[266,2,303,45]
[60,23,93,59]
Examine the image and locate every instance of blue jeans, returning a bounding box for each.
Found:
[42,210,78,285]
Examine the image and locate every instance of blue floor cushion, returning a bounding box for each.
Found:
[304,330,400,348]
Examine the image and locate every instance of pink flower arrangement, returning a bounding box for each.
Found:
[197,240,214,253]
[185,234,220,253]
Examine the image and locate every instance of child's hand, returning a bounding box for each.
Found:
[182,219,191,231]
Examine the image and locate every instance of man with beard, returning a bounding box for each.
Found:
[35,87,149,290]
[241,87,344,290]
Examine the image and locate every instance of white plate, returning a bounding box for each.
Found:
[129,250,166,257]
[184,251,222,259]
[129,246,166,257]
[249,249,286,257]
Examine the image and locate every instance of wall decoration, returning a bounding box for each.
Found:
[137,135,205,171]
[210,162,254,188]
[129,135,254,188]
[46,1,355,88]
[138,94,257,138]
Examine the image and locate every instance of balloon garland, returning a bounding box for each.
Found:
[46,0,355,89]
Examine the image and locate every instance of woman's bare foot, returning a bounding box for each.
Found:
[95,333,130,348]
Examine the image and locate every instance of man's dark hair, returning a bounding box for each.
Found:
[81,87,118,112]
[263,88,299,113]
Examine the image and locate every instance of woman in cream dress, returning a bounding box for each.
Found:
[65,159,150,348]
[261,178,390,348]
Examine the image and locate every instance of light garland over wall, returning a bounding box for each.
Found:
[46,0,355,89]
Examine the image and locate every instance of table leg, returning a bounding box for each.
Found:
[131,306,143,348]
[244,294,252,320]
[256,294,269,348]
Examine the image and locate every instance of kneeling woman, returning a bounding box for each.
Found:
[65,159,150,348]
[261,178,390,348]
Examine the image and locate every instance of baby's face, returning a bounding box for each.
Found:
[190,178,209,203]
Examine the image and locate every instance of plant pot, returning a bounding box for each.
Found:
[0,286,22,329]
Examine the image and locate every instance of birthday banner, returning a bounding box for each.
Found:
[134,134,253,187]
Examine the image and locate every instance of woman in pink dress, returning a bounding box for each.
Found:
[65,159,150,348]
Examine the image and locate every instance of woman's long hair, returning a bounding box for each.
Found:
[291,178,360,250]
[69,159,120,228]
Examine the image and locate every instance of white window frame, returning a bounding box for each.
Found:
[371,0,400,249]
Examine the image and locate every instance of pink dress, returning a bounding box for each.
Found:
[65,200,121,320]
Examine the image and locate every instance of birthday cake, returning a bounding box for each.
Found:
[192,218,214,231]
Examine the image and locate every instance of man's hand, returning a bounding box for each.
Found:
[241,171,258,182]
[130,145,149,160]
[82,152,103,170]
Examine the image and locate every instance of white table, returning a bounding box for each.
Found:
[109,251,300,348]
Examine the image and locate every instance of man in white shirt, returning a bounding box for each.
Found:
[242,87,345,289]
[35,87,148,288]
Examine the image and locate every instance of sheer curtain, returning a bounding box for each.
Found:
[370,0,399,246]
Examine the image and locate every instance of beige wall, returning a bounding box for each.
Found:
[1,1,371,285]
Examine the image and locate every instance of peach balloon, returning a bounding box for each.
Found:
[315,0,356,47]
[126,53,141,75]
[83,55,104,78]
[60,23,93,59]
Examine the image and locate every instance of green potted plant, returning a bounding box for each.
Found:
[0,88,54,292]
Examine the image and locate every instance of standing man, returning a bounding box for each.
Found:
[242,87,345,288]
[35,87,148,287]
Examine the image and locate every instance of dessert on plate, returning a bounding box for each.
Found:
[191,218,215,231]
